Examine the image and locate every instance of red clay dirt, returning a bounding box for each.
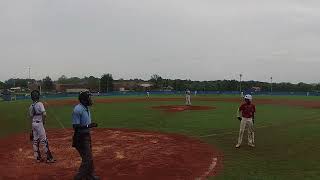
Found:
[0,129,223,180]
[45,97,320,109]
[152,105,216,112]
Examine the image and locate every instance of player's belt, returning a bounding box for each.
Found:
[33,121,41,123]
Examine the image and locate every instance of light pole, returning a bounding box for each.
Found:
[270,76,273,95]
[27,67,31,91]
[239,74,243,94]
[28,67,31,79]
[106,78,109,93]
[98,78,101,93]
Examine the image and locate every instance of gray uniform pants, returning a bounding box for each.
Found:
[73,132,95,180]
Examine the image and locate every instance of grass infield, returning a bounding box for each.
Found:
[0,94,319,179]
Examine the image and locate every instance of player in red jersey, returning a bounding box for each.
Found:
[236,94,256,148]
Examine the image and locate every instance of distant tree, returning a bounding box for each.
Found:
[42,76,54,91]
[0,81,4,90]
[4,79,14,89]
[172,79,189,91]
[57,75,68,84]
[2,75,320,93]
[150,74,163,89]
[100,74,114,92]
[161,79,167,88]
[57,75,83,84]
[4,78,32,89]
[85,76,99,92]
[68,77,82,84]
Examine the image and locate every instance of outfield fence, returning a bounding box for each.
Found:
[2,90,319,101]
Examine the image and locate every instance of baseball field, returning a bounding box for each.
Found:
[1,94,320,180]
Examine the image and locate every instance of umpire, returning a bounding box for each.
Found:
[72,91,100,180]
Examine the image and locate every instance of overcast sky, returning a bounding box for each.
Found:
[0,0,320,83]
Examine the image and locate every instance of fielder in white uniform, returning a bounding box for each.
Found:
[185,89,191,105]
[29,90,55,163]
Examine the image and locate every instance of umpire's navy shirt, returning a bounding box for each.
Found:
[72,104,91,133]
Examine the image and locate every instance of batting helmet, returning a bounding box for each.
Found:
[79,91,93,107]
[244,94,253,101]
[31,90,40,101]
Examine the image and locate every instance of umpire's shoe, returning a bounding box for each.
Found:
[89,175,100,180]
[74,175,100,180]
[46,158,56,163]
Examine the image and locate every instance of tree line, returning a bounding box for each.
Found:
[1,74,114,93]
[149,75,320,92]
[1,74,320,92]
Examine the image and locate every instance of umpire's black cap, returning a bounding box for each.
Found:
[79,91,93,106]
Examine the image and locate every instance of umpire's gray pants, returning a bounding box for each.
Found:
[74,133,95,180]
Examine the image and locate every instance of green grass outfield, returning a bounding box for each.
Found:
[1,94,320,179]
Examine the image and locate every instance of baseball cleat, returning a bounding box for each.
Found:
[248,143,255,148]
[36,158,42,163]
[235,144,240,148]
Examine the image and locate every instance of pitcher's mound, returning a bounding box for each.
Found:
[0,129,222,180]
[152,105,216,112]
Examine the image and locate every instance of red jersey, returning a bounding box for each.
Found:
[239,103,256,118]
